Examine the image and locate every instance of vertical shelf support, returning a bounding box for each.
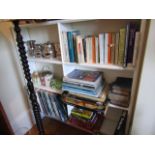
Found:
[13,20,45,135]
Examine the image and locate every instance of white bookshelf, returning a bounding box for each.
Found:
[14,19,148,134]
[28,57,62,65]
[34,85,62,94]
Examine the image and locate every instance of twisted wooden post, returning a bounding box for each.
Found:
[13,20,45,134]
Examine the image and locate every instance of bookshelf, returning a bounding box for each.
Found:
[13,19,149,135]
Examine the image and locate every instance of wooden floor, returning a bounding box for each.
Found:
[26,117,91,135]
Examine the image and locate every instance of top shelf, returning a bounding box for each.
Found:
[19,19,91,28]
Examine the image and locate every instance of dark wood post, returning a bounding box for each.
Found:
[13,20,45,135]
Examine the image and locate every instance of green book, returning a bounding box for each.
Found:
[118,28,126,66]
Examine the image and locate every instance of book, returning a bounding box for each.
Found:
[92,36,96,63]
[62,83,103,97]
[108,33,112,64]
[99,33,105,64]
[70,84,108,102]
[67,31,79,62]
[76,35,85,63]
[111,33,116,64]
[132,32,140,67]
[104,33,108,64]
[123,24,130,67]
[108,92,129,102]
[62,32,69,62]
[118,28,126,66]
[95,37,99,63]
[62,92,106,110]
[114,32,119,64]
[71,108,94,120]
[65,69,102,84]
[126,23,140,65]
[109,100,129,108]
[111,77,132,91]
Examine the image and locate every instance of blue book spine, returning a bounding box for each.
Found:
[67,32,75,62]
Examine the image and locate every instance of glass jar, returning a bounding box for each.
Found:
[42,42,55,58]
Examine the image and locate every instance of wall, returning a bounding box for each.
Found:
[131,20,155,134]
[0,22,34,134]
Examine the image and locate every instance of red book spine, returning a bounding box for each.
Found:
[108,33,112,64]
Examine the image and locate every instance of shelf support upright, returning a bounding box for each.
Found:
[13,20,45,135]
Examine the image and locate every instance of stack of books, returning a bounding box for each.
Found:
[108,77,132,107]
[36,91,68,121]
[68,107,98,130]
[62,22,140,67]
[62,69,104,98]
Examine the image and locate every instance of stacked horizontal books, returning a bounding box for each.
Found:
[68,108,99,130]
[36,91,68,121]
[108,77,132,108]
[62,69,106,131]
[62,22,140,67]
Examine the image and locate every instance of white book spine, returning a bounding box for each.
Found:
[62,32,69,62]
[89,37,93,63]
[104,33,108,64]
[95,37,99,63]
[132,32,140,67]
[99,34,105,64]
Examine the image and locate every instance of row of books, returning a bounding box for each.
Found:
[68,107,99,130]
[62,69,104,98]
[62,22,140,67]
[36,91,68,121]
[108,77,132,108]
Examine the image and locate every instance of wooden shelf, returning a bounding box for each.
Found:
[28,57,62,65]
[34,85,62,94]
[64,62,134,71]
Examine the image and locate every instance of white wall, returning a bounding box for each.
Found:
[0,22,34,134]
[131,20,155,134]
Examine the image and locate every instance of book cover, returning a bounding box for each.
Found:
[118,28,126,66]
[99,33,105,64]
[71,108,94,120]
[126,23,140,65]
[108,92,129,102]
[66,69,101,82]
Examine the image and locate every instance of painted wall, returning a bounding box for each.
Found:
[0,22,34,134]
[131,20,155,134]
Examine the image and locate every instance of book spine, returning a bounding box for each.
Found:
[111,33,116,64]
[118,28,126,66]
[104,33,108,64]
[86,38,89,63]
[67,32,75,62]
[82,38,87,62]
[132,32,140,67]
[62,32,69,62]
[123,24,130,67]
[92,36,96,63]
[99,33,105,64]
[114,33,119,64]
[108,33,112,64]
[95,37,99,63]
[126,23,139,65]
[76,36,81,63]
[89,37,92,63]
